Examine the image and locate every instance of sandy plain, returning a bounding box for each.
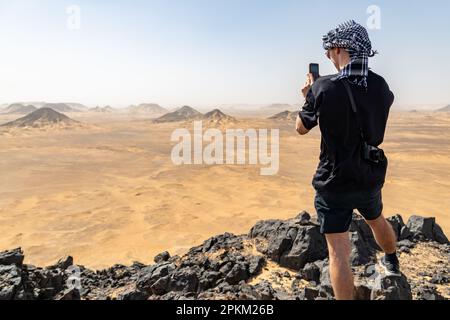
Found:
[0,111,448,269]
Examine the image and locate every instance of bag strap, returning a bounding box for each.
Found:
[341,80,365,141]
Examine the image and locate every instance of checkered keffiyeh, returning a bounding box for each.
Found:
[322,20,378,88]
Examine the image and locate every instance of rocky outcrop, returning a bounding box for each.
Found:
[0,213,448,300]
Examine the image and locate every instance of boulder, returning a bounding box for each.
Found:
[225,263,249,285]
[354,281,372,300]
[370,273,412,300]
[0,248,24,267]
[48,256,73,270]
[298,262,321,283]
[0,265,23,300]
[168,268,200,293]
[248,256,265,276]
[279,226,328,270]
[406,216,449,244]
[349,215,380,251]
[415,286,445,300]
[136,262,176,294]
[117,287,149,300]
[54,288,81,300]
[387,215,406,240]
[154,251,171,264]
[350,232,376,266]
[296,287,320,300]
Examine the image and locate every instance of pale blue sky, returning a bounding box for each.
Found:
[0,0,449,109]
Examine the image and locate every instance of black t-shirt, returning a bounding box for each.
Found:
[299,71,395,193]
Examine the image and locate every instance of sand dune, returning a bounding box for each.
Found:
[0,111,448,269]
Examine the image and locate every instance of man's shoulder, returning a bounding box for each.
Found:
[368,70,388,84]
[312,71,389,91]
[311,74,340,92]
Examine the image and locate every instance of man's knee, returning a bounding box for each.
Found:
[326,233,351,263]
[365,214,386,227]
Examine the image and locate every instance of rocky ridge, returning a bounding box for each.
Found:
[1,213,448,300]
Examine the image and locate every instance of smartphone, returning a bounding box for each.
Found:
[309,63,320,81]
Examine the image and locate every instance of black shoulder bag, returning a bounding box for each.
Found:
[341,80,386,164]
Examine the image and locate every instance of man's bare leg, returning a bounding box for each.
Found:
[365,214,397,254]
[325,232,354,300]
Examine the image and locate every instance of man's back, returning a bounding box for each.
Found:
[299,71,395,192]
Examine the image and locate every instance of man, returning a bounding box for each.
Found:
[296,20,398,300]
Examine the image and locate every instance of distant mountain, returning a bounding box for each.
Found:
[2,103,37,115]
[154,106,203,123]
[262,104,296,112]
[65,103,89,112]
[42,103,78,113]
[90,106,115,113]
[203,109,236,125]
[1,108,79,128]
[436,105,450,112]
[128,103,168,116]
[268,110,298,121]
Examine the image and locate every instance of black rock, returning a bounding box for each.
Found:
[54,288,81,300]
[416,286,445,300]
[354,281,372,300]
[318,264,334,297]
[225,263,249,285]
[48,256,74,270]
[250,281,276,300]
[296,211,312,225]
[0,248,24,267]
[0,265,24,300]
[136,262,176,294]
[117,288,149,300]
[154,251,171,264]
[370,274,412,300]
[150,276,170,295]
[196,233,244,254]
[279,226,328,270]
[387,215,406,240]
[350,232,376,266]
[298,262,321,283]
[168,268,199,293]
[397,239,415,249]
[349,214,380,251]
[30,268,65,299]
[430,272,448,285]
[198,271,221,291]
[406,216,449,244]
[248,256,265,276]
[296,287,320,300]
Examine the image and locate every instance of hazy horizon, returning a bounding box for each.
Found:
[1,100,448,112]
[1,0,450,108]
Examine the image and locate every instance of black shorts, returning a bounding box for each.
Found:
[315,187,383,234]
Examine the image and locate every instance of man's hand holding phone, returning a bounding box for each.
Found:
[301,63,320,98]
[301,73,314,98]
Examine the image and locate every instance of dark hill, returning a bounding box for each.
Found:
[2,103,37,115]
[42,103,77,113]
[128,104,168,116]
[203,109,236,125]
[268,110,297,121]
[154,106,203,123]
[1,108,78,128]
[436,105,450,112]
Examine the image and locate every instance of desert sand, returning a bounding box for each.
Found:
[0,111,449,269]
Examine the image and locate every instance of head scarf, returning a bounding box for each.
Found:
[322,20,377,88]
